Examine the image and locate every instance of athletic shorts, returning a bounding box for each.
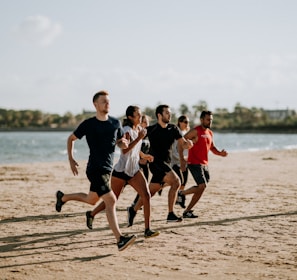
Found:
[149,161,172,184]
[188,164,210,186]
[172,164,189,186]
[112,169,133,182]
[86,169,111,196]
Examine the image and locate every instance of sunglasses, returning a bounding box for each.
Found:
[182,120,189,124]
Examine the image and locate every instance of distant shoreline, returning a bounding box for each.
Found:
[1,127,297,134]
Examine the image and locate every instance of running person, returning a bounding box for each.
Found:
[85,106,159,238]
[171,115,190,209]
[127,104,193,225]
[131,114,150,207]
[55,90,136,251]
[178,110,228,218]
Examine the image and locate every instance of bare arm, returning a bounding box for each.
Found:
[177,131,194,171]
[210,142,228,157]
[67,133,79,175]
[139,151,154,162]
[120,127,147,155]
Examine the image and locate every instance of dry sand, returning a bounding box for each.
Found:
[0,150,296,280]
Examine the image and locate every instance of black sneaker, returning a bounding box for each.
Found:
[117,235,137,251]
[166,212,183,223]
[177,191,186,209]
[183,210,198,219]
[127,206,136,227]
[144,228,160,238]
[86,211,94,230]
[55,191,65,212]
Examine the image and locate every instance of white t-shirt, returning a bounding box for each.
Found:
[114,125,142,177]
[171,129,188,167]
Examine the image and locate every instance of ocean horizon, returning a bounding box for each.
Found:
[1,131,297,164]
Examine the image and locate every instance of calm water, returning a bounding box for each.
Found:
[0,131,297,164]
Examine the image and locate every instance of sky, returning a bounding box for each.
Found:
[1,0,297,117]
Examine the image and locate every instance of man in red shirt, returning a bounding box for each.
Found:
[178,110,228,218]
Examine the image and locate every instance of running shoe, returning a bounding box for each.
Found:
[166,212,183,222]
[177,191,186,209]
[117,235,137,251]
[183,210,198,219]
[127,206,136,227]
[55,190,65,212]
[144,228,160,238]
[86,211,94,230]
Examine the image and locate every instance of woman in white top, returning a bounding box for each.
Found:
[171,115,190,208]
[86,106,159,238]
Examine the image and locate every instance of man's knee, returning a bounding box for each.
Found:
[196,184,206,192]
[101,191,116,205]
[169,177,181,190]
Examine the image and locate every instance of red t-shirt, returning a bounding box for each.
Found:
[188,125,213,165]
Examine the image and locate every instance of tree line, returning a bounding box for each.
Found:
[0,101,297,133]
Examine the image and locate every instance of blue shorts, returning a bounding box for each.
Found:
[188,164,210,186]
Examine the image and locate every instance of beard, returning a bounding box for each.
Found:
[162,118,170,124]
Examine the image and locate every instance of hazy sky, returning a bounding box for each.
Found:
[1,0,296,117]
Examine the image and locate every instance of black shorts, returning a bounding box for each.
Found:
[86,169,111,196]
[188,164,210,186]
[172,164,188,186]
[149,161,172,184]
[112,169,133,182]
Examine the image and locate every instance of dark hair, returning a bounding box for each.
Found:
[93,90,109,103]
[200,110,212,119]
[155,104,169,118]
[177,115,188,128]
[123,105,140,127]
[177,115,187,123]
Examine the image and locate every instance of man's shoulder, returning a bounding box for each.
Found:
[147,123,158,131]
[108,115,120,122]
[107,115,121,126]
[167,123,178,129]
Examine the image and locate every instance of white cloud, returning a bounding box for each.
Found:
[13,15,62,46]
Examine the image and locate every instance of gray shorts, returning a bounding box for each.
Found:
[188,164,210,186]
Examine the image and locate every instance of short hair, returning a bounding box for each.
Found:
[155,104,169,118]
[200,110,213,119]
[93,90,109,103]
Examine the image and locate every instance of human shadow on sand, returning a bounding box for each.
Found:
[0,210,296,269]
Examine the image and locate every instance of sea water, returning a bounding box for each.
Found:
[0,131,297,164]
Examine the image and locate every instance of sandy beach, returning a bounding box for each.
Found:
[0,149,296,280]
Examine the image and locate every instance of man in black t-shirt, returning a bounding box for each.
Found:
[127,104,193,224]
[55,90,136,251]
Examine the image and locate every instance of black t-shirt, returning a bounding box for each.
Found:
[147,123,182,164]
[74,116,123,172]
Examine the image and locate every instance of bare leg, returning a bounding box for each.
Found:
[101,191,122,242]
[182,184,206,212]
[134,182,160,212]
[90,177,125,217]
[163,171,181,212]
[62,191,99,205]
[128,171,151,229]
